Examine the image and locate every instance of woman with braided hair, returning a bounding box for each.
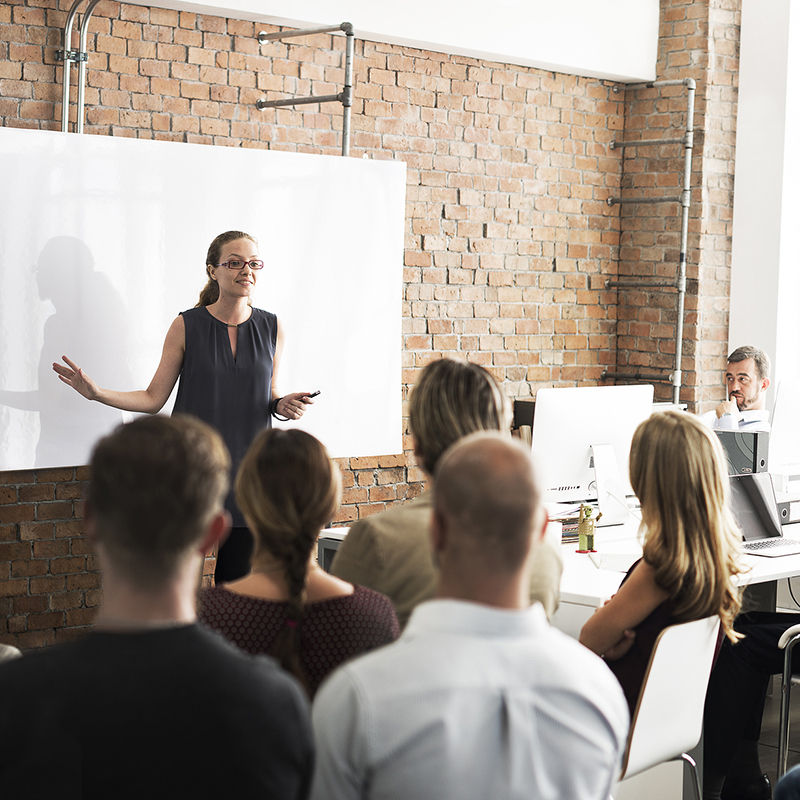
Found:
[199,427,399,696]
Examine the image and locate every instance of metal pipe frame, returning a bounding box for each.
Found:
[611,136,686,150]
[778,634,800,777]
[60,0,84,132]
[256,22,354,156]
[257,93,343,109]
[60,0,102,133]
[605,279,678,289]
[601,370,673,384]
[258,24,346,42]
[605,77,696,404]
[76,0,103,134]
[612,78,692,92]
[607,195,682,206]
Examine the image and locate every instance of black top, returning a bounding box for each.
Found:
[0,624,314,800]
[173,306,277,526]
[606,558,675,716]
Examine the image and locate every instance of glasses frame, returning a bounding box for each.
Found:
[216,259,265,270]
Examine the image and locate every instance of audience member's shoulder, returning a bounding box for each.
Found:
[539,623,628,698]
[0,638,83,683]
[331,493,430,578]
[347,585,401,633]
[350,583,399,610]
[195,625,312,714]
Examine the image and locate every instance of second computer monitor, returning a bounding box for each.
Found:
[531,384,655,505]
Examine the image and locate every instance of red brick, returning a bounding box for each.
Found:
[0,542,31,561]
[51,557,87,575]
[0,505,34,524]
[30,576,66,594]
[55,521,84,539]
[49,591,83,611]
[65,608,97,627]
[19,484,53,502]
[36,502,73,520]
[33,539,70,558]
[11,559,48,578]
[12,595,48,614]
[0,580,28,598]
[66,573,102,591]
[27,611,65,631]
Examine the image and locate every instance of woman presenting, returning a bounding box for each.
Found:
[53,230,315,583]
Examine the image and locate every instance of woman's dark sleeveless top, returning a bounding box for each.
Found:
[607,558,675,717]
[173,306,277,527]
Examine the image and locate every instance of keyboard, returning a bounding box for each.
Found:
[744,539,800,551]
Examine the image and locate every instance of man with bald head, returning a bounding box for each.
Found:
[311,433,629,800]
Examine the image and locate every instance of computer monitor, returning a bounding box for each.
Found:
[729,472,782,542]
[316,528,348,573]
[530,384,655,510]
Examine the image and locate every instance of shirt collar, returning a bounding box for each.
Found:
[404,598,547,639]
[740,409,770,421]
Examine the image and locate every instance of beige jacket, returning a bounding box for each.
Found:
[331,492,563,630]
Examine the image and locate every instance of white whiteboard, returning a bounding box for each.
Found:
[0,127,405,469]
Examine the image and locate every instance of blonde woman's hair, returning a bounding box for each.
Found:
[408,358,512,476]
[235,428,341,694]
[630,410,743,642]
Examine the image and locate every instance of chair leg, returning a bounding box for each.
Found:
[779,666,793,778]
[680,753,702,800]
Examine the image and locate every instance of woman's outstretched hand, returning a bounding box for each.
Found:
[277,392,316,420]
[53,356,100,401]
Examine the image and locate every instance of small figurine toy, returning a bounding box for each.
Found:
[577,503,602,553]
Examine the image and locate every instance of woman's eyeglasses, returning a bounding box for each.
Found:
[217,260,264,270]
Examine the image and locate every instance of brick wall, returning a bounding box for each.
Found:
[611,0,740,405]
[0,467,96,648]
[0,0,741,647]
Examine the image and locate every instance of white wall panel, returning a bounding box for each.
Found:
[0,128,405,469]
[120,0,659,82]
[730,0,800,395]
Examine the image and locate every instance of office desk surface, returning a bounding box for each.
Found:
[558,520,800,609]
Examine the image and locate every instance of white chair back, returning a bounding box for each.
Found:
[620,615,721,780]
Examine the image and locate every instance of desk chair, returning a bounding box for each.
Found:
[617,616,721,799]
[777,623,800,777]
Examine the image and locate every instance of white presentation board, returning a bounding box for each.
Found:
[0,127,405,469]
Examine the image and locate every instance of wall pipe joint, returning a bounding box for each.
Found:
[56,49,88,62]
[255,22,354,156]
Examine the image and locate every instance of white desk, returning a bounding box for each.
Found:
[552,518,800,638]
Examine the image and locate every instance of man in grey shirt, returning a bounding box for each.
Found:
[311,433,628,800]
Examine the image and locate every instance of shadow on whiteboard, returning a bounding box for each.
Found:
[0,237,130,468]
